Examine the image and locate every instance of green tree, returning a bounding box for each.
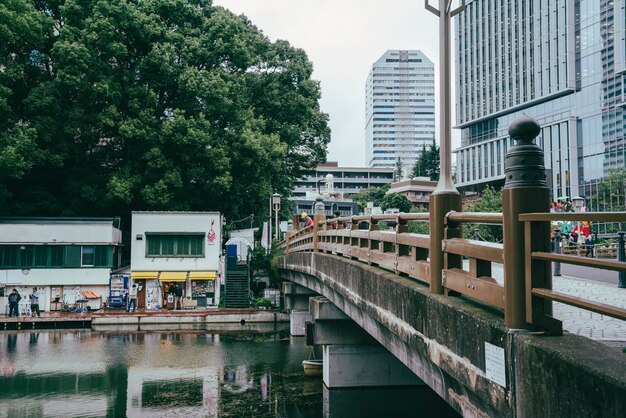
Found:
[350,185,389,213]
[381,192,412,213]
[464,185,503,242]
[589,168,626,212]
[412,137,440,181]
[0,0,330,230]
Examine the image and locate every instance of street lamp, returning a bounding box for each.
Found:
[272,193,281,241]
[572,196,585,244]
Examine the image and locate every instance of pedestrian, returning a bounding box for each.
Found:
[300,212,314,228]
[331,210,341,229]
[584,235,594,257]
[172,283,183,310]
[29,287,41,317]
[127,283,141,312]
[8,289,21,317]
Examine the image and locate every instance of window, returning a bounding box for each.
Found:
[145,234,204,257]
[82,246,95,266]
[0,245,113,268]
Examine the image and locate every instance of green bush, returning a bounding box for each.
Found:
[254,297,272,308]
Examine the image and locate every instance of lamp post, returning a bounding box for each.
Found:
[572,196,585,244]
[425,0,465,294]
[272,193,281,241]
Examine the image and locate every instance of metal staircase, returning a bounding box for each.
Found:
[223,249,250,308]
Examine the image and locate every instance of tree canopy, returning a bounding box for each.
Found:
[412,138,440,181]
[464,185,503,242]
[0,0,330,225]
[589,168,626,212]
[381,192,411,213]
[350,185,389,213]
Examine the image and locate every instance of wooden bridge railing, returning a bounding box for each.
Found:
[279,116,626,335]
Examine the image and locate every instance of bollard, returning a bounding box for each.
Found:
[502,115,551,329]
[618,232,626,288]
[553,229,561,276]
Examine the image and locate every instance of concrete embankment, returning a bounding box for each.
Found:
[1,309,288,331]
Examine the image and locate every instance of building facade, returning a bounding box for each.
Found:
[130,212,222,309]
[454,1,626,216]
[365,50,436,176]
[0,217,122,314]
[387,178,438,209]
[292,162,394,199]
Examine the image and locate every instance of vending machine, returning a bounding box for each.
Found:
[109,273,129,308]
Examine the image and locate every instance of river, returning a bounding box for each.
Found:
[0,324,459,417]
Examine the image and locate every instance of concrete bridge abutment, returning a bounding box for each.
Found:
[307,296,424,389]
[282,282,316,336]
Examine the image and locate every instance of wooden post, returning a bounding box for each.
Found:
[502,116,551,329]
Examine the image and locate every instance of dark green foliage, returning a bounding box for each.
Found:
[412,137,440,181]
[464,185,503,242]
[381,192,412,213]
[589,168,626,212]
[350,185,389,213]
[0,0,330,226]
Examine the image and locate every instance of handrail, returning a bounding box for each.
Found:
[447,211,503,225]
[282,208,625,337]
[519,212,626,222]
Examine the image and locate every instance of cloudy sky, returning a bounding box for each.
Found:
[213,0,458,167]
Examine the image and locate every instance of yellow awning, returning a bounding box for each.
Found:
[189,271,216,280]
[131,271,159,279]
[159,271,187,282]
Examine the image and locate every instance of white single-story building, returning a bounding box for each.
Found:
[0,217,123,314]
[130,212,223,309]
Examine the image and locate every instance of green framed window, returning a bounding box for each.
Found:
[145,234,205,257]
[0,245,115,268]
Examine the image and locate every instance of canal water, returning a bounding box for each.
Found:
[0,324,459,417]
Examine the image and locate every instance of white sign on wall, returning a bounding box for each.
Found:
[484,342,506,387]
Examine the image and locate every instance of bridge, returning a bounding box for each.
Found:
[278,117,626,418]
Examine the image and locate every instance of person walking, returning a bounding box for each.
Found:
[127,283,141,312]
[8,289,21,317]
[29,288,41,317]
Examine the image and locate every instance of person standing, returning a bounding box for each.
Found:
[173,283,183,310]
[127,283,141,312]
[8,289,21,317]
[29,288,41,317]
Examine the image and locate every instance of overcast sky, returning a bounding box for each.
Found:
[213,0,458,167]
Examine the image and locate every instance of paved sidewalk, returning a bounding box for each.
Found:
[465,261,626,347]
[553,276,626,344]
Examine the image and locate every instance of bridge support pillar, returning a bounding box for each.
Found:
[323,345,424,388]
[283,282,317,336]
[307,297,423,389]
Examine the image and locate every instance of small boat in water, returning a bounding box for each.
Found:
[302,359,323,377]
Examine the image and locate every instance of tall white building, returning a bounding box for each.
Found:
[365,50,435,176]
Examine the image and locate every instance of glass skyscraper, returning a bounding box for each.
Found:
[365,50,435,176]
[454,0,626,213]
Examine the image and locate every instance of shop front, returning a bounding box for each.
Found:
[159,272,187,309]
[129,271,159,309]
[189,271,216,307]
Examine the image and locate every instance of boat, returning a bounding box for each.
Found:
[302,359,323,377]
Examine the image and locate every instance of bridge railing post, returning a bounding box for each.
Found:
[313,214,325,253]
[502,116,551,329]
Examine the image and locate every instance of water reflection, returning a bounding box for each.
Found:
[0,325,459,418]
[0,324,322,418]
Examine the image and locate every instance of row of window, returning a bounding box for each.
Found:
[0,245,114,268]
[146,234,205,257]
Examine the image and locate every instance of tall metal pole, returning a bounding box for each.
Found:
[425,0,464,293]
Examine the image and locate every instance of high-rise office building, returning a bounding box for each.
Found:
[454,1,626,215]
[365,50,435,177]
